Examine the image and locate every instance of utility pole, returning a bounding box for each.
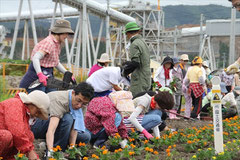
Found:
[173,25,178,57]
[229,8,236,65]
[199,14,204,54]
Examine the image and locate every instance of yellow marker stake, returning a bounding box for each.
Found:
[211,76,223,154]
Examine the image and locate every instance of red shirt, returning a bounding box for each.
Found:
[85,96,128,139]
[0,95,34,154]
[31,35,61,68]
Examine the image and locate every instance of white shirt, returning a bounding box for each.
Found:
[154,65,172,87]
[221,92,237,107]
[86,67,127,92]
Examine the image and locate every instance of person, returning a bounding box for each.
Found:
[86,66,130,97]
[19,19,75,93]
[31,82,94,156]
[179,54,189,78]
[185,56,205,119]
[229,0,240,11]
[84,96,128,148]
[170,57,183,119]
[88,53,111,77]
[154,56,173,88]
[220,70,235,93]
[234,69,240,87]
[202,61,211,77]
[0,91,50,160]
[201,82,237,119]
[128,87,174,139]
[125,21,151,97]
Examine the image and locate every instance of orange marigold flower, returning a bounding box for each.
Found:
[173,144,176,148]
[131,128,135,132]
[234,131,238,134]
[168,146,172,149]
[53,147,58,152]
[144,140,149,144]
[79,142,86,147]
[18,153,24,158]
[83,157,89,160]
[154,151,159,155]
[102,149,108,155]
[101,146,106,150]
[187,140,192,144]
[56,145,62,151]
[167,152,171,157]
[118,148,123,152]
[0,157,3,160]
[166,149,170,153]
[129,151,135,156]
[130,144,136,148]
[156,137,160,140]
[92,154,99,159]
[49,158,56,160]
[115,133,120,137]
[145,147,150,151]
[149,148,153,152]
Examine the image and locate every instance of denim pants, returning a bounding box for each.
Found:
[27,84,57,94]
[142,109,162,131]
[31,113,90,151]
[87,112,122,139]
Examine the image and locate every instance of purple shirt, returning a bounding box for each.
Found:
[88,64,103,77]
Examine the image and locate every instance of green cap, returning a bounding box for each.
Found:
[124,22,141,33]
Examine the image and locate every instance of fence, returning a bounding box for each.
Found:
[0,63,89,95]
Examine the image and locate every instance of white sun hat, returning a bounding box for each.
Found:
[19,90,50,120]
[97,53,112,63]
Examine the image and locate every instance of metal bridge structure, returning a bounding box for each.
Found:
[0,0,239,72]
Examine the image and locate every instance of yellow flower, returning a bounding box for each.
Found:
[208,148,212,151]
[233,140,236,143]
[102,149,108,155]
[227,141,231,144]
[212,156,216,159]
[198,149,202,151]
[192,155,197,158]
[83,157,89,160]
[218,152,224,155]
[18,153,24,158]
[223,144,226,148]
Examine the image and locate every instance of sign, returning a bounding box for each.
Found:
[211,76,224,154]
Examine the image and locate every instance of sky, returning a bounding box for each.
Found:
[0,0,233,15]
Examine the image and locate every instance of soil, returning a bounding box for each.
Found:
[33,118,212,159]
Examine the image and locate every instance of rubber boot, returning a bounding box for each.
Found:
[93,130,109,148]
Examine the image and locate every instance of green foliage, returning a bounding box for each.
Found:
[0,77,13,101]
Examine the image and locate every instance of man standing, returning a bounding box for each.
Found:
[20,19,75,93]
[31,82,94,155]
[125,22,151,97]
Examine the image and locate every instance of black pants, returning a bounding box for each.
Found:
[191,90,202,118]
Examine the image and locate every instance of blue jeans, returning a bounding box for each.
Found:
[31,113,89,151]
[142,109,162,131]
[27,84,57,94]
[88,113,122,139]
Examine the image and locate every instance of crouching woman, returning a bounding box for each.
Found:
[0,90,50,160]
[84,96,128,148]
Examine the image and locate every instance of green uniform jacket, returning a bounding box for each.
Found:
[129,34,151,96]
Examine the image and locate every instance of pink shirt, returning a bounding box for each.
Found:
[88,64,103,77]
[31,35,61,68]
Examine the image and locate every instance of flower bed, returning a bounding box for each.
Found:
[9,116,240,160]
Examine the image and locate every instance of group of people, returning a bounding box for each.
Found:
[1,16,240,160]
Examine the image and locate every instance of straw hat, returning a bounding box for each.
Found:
[180,54,189,61]
[19,90,50,120]
[49,19,74,34]
[97,53,111,63]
